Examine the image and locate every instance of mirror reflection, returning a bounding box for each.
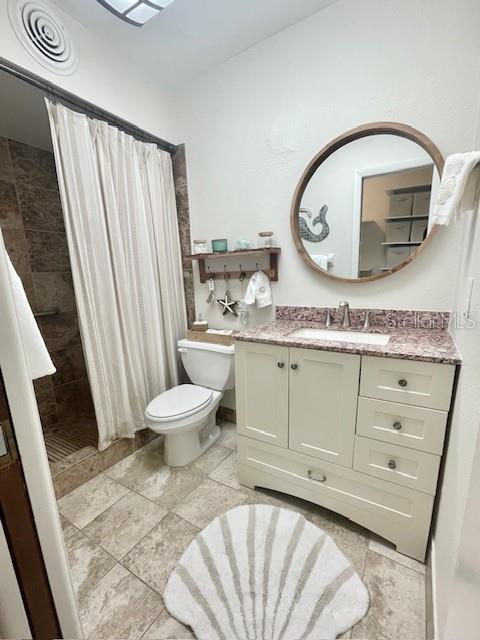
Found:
[298,135,440,279]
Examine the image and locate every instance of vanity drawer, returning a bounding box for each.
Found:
[238,435,434,560]
[356,397,448,454]
[353,435,440,495]
[360,356,455,410]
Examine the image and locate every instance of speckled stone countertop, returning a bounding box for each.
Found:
[234,317,461,365]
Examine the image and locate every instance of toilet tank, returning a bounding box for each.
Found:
[178,339,235,391]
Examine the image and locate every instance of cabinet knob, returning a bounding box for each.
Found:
[291,364,298,370]
[393,421,402,431]
[398,379,408,388]
[387,459,397,470]
[308,469,327,483]
[277,362,285,369]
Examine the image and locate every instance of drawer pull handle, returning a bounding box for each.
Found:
[308,469,327,483]
[393,421,402,431]
[387,459,397,470]
[277,362,285,369]
[291,364,298,370]
[398,379,408,387]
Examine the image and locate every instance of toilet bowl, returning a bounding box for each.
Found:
[145,339,235,466]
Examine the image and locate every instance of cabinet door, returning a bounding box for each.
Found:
[289,348,360,467]
[235,341,289,448]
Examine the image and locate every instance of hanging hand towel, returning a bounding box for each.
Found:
[6,254,56,380]
[244,270,272,308]
[431,152,480,225]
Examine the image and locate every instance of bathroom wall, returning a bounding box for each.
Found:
[431,163,480,634]
[0,135,96,433]
[170,0,480,329]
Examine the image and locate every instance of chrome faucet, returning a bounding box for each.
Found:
[338,301,351,329]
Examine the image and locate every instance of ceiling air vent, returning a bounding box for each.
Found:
[8,0,77,75]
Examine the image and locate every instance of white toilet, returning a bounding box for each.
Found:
[145,339,235,467]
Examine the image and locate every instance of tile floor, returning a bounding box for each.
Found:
[57,422,426,640]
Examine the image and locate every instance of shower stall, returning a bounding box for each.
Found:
[0,133,99,472]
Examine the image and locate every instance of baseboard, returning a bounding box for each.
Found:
[217,406,236,424]
[427,539,438,640]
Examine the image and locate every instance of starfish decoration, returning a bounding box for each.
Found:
[217,290,239,317]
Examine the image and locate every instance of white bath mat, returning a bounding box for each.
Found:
[164,504,369,639]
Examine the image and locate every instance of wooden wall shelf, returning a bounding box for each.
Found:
[184,247,281,283]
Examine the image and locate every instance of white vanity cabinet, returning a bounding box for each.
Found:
[235,342,289,448]
[235,341,456,561]
[289,348,360,467]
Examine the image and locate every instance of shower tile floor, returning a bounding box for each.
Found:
[44,419,98,465]
[58,422,427,640]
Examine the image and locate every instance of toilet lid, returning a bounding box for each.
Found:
[146,384,213,420]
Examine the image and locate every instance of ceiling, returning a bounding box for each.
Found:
[51,0,340,86]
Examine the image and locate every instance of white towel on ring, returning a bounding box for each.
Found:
[6,254,56,380]
[244,270,272,308]
[431,152,480,226]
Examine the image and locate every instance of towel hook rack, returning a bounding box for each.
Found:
[185,247,280,283]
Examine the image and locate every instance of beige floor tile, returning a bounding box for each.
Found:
[217,422,237,450]
[58,473,130,529]
[105,438,165,490]
[65,530,116,599]
[122,512,199,595]
[208,450,242,490]
[79,564,162,640]
[305,506,370,576]
[172,478,247,529]
[59,513,78,541]
[351,550,425,640]
[83,492,168,559]
[190,443,231,475]
[136,465,205,510]
[369,536,426,575]
[142,609,195,639]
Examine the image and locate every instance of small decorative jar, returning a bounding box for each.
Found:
[258,231,274,248]
[193,240,208,254]
[235,238,251,250]
[212,238,228,253]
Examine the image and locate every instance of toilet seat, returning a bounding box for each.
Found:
[146,384,213,424]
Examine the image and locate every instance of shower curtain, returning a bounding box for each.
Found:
[46,101,187,450]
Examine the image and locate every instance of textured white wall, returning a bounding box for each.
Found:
[171,0,480,331]
[433,157,480,635]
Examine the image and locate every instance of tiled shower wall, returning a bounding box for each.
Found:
[0,136,96,433]
[172,143,196,328]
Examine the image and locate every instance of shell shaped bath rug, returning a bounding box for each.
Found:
[164,504,369,639]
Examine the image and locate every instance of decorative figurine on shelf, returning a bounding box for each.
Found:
[299,205,330,242]
[235,238,251,250]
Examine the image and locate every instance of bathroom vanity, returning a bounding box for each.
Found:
[234,307,460,561]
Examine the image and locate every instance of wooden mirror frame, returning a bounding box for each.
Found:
[290,122,445,283]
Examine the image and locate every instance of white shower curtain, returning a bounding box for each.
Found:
[46,101,187,450]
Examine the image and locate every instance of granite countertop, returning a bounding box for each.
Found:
[234,320,461,365]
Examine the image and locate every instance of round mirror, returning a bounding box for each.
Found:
[291,123,444,282]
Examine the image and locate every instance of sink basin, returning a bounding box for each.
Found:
[291,328,390,346]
